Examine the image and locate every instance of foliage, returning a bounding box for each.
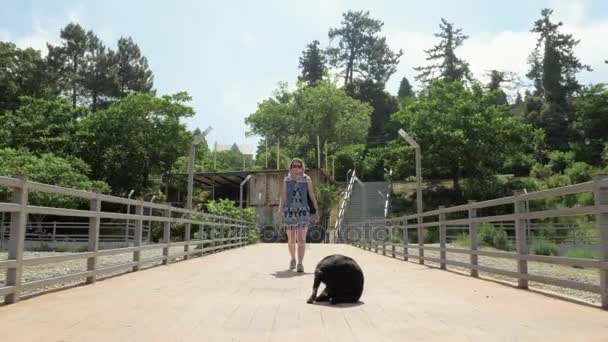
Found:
[0,96,83,157]
[0,42,54,112]
[572,84,608,165]
[245,79,372,171]
[529,236,559,256]
[0,148,110,208]
[206,198,257,223]
[391,80,539,189]
[525,9,592,151]
[414,18,472,84]
[298,40,327,86]
[564,247,598,259]
[77,92,195,195]
[326,10,402,85]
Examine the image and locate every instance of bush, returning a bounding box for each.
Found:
[463,175,509,201]
[424,228,439,243]
[564,247,598,259]
[478,224,496,246]
[453,232,470,248]
[529,237,559,256]
[492,229,513,251]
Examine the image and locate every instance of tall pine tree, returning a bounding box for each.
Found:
[414,18,471,85]
[525,8,591,151]
[115,37,154,96]
[298,40,327,86]
[397,76,413,100]
[327,10,402,86]
[46,23,89,108]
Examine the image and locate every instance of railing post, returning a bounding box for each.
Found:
[593,174,608,309]
[162,205,171,265]
[5,176,28,304]
[52,221,57,242]
[86,194,101,284]
[418,213,424,265]
[184,211,191,260]
[439,206,446,270]
[403,219,409,261]
[382,221,387,256]
[391,221,396,258]
[0,211,5,249]
[198,217,204,255]
[514,191,529,289]
[133,200,143,272]
[468,200,478,277]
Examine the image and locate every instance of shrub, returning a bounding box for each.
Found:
[492,229,513,251]
[453,232,470,248]
[529,237,559,256]
[478,224,496,246]
[564,247,598,259]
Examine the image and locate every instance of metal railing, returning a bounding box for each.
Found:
[333,170,357,238]
[0,176,258,305]
[342,175,608,309]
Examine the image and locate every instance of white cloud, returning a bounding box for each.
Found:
[551,0,588,25]
[387,0,606,95]
[7,6,87,55]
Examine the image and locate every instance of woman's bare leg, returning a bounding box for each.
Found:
[296,226,308,266]
[287,229,296,268]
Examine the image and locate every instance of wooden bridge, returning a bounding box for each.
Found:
[1,175,608,341]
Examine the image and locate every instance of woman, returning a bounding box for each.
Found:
[278,158,319,272]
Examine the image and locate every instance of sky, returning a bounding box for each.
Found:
[2,0,608,157]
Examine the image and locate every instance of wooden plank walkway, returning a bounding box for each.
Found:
[1,243,607,341]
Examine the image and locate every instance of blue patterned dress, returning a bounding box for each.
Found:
[282,174,312,230]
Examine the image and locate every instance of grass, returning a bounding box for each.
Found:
[564,247,599,259]
[529,237,559,256]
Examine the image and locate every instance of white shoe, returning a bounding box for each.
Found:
[297,263,304,273]
[290,259,296,270]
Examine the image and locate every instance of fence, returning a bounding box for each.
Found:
[0,176,257,305]
[343,175,608,309]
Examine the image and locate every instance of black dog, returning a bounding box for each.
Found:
[306,254,364,304]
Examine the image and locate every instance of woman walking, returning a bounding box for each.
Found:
[278,158,319,272]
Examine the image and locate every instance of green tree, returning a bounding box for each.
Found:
[82,33,117,111]
[0,42,54,111]
[77,92,194,195]
[391,80,539,189]
[486,70,509,105]
[525,8,591,151]
[414,18,472,85]
[245,79,372,169]
[327,10,402,86]
[397,76,414,100]
[347,79,399,145]
[46,23,89,107]
[0,148,110,210]
[572,84,608,165]
[298,40,327,86]
[114,37,154,96]
[0,97,82,157]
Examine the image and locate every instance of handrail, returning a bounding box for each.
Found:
[0,175,258,305]
[343,175,608,310]
[333,170,357,241]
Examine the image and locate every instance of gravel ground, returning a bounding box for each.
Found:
[363,242,601,305]
[0,243,230,304]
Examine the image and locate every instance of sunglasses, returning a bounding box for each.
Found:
[291,164,302,168]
